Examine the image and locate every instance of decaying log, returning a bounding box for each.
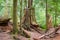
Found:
[0,23,13,33]
[0,17,11,26]
[0,17,13,32]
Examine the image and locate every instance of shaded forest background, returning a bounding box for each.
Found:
[0,0,60,30]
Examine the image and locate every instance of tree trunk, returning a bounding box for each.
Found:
[20,0,23,30]
[46,0,48,30]
[46,0,53,30]
[54,0,58,27]
[19,0,23,35]
[13,0,18,34]
[21,8,31,31]
[28,0,33,25]
[28,0,33,8]
[28,0,37,27]
[21,0,37,30]
[21,0,33,30]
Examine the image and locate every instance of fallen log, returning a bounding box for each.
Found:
[38,27,60,39]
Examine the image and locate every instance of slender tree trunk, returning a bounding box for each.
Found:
[20,0,22,30]
[54,0,58,27]
[13,0,18,34]
[46,0,54,31]
[55,11,57,27]
[19,0,23,35]
[46,0,48,30]
[46,0,53,30]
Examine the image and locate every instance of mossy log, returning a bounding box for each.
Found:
[0,17,11,26]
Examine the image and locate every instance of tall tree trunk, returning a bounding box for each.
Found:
[46,0,53,30]
[21,8,31,30]
[28,0,36,23]
[46,0,48,30]
[13,0,18,34]
[55,11,57,27]
[28,0,33,8]
[21,0,33,30]
[21,0,37,31]
[20,0,23,30]
[28,0,33,24]
[54,0,58,27]
[19,0,23,35]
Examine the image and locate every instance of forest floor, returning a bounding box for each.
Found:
[0,24,60,40]
[0,19,60,40]
[0,29,60,40]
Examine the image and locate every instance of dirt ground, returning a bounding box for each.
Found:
[0,29,60,40]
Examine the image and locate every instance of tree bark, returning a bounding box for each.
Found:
[20,0,23,30]
[46,0,48,30]
[28,0,33,8]
[13,0,18,34]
